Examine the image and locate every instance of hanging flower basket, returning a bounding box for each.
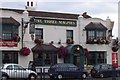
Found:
[87,39,111,44]
[20,47,31,56]
[34,38,43,44]
[66,39,74,44]
[13,35,20,42]
[59,46,68,58]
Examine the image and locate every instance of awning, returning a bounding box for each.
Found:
[31,44,58,52]
[85,22,107,30]
[84,48,89,58]
[0,17,20,26]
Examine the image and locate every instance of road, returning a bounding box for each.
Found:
[8,77,120,80]
[36,77,120,80]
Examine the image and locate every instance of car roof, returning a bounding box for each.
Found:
[3,63,19,65]
[51,63,77,67]
[2,63,21,68]
[94,63,112,66]
[53,63,75,65]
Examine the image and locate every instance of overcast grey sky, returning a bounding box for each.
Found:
[0,0,119,37]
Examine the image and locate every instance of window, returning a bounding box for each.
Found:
[96,31,105,39]
[6,65,13,70]
[88,31,95,40]
[87,30,106,40]
[66,30,73,40]
[14,65,24,70]
[87,30,106,44]
[2,24,19,41]
[33,53,57,66]
[87,52,107,65]
[35,28,43,39]
[2,51,18,64]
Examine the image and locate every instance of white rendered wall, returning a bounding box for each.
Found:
[78,17,113,64]
[118,1,120,66]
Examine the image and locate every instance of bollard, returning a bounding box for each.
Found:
[112,67,116,80]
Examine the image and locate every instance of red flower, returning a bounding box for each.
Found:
[66,39,74,44]
[34,38,43,44]
[20,47,31,56]
[59,46,68,58]
[13,34,20,42]
[105,40,111,44]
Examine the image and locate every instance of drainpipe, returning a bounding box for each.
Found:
[118,1,120,67]
[21,10,29,48]
[21,18,24,48]
[78,15,81,44]
[0,23,2,79]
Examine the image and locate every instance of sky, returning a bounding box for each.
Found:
[0,0,119,38]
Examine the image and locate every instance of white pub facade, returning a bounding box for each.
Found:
[0,4,114,69]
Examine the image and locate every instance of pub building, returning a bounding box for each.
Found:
[0,1,114,71]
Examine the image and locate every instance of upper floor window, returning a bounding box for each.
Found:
[35,28,43,39]
[87,30,106,40]
[96,31,106,39]
[66,30,74,44]
[66,30,73,40]
[85,22,108,44]
[88,30,95,40]
[2,24,19,41]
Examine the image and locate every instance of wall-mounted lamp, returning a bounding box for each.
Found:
[83,28,86,31]
[21,15,35,48]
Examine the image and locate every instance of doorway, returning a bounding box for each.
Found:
[73,56,80,67]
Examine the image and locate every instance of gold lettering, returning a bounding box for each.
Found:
[35,19,42,23]
[58,21,62,24]
[35,19,76,26]
[62,21,66,24]
[44,20,57,24]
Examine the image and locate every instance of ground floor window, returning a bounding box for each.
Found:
[33,52,57,66]
[2,51,18,64]
[87,51,107,65]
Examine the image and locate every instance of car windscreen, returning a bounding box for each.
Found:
[94,65,100,70]
[67,64,78,70]
[0,65,4,69]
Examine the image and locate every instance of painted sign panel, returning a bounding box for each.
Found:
[112,52,118,68]
[0,41,18,47]
[33,18,77,27]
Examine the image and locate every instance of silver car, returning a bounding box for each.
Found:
[1,63,37,80]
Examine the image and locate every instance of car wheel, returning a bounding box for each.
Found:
[29,74,36,80]
[57,74,63,80]
[1,75,8,80]
[82,73,87,79]
[116,72,120,77]
[100,73,104,78]
[50,76,55,80]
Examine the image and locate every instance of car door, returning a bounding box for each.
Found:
[101,64,111,77]
[66,64,79,78]
[5,65,15,78]
[13,65,28,78]
[107,65,113,77]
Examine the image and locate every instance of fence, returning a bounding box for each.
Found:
[36,67,50,79]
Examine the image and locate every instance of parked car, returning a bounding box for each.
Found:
[1,63,37,80]
[48,63,88,79]
[90,63,120,78]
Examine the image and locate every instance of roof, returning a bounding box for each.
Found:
[32,44,58,52]
[1,8,79,19]
[85,22,107,30]
[0,17,20,26]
